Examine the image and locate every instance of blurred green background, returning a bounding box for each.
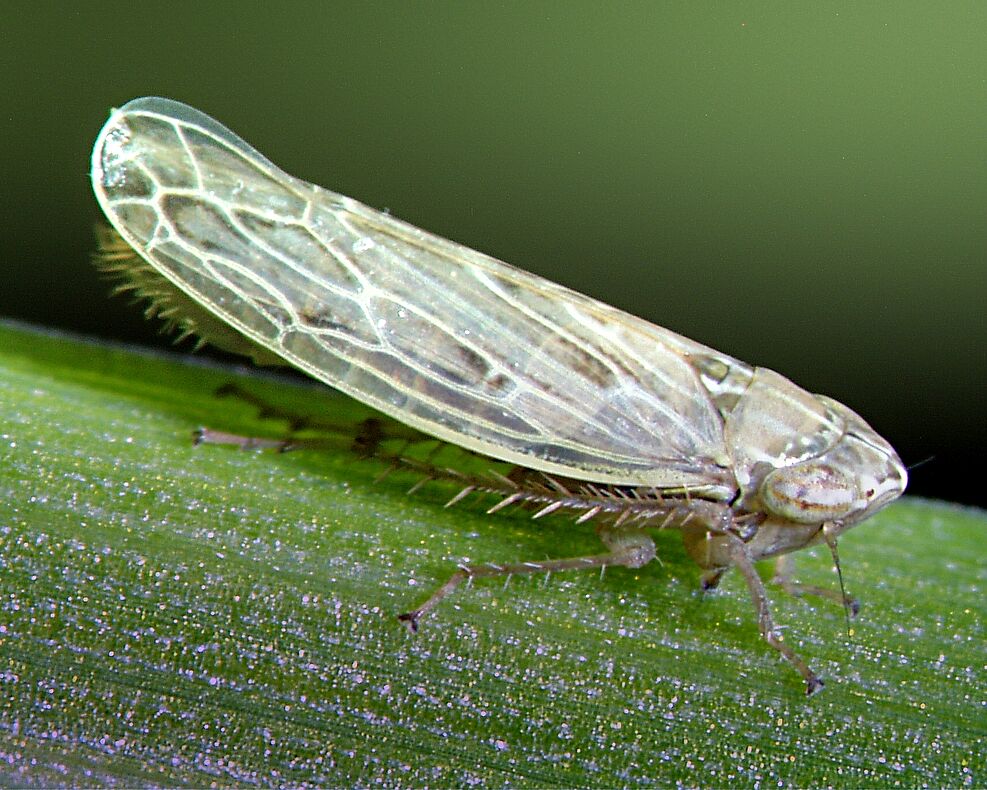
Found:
[2,2,985,506]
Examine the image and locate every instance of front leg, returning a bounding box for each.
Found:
[771,554,860,618]
[727,534,825,696]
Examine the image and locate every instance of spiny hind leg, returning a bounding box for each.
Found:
[771,554,859,617]
[727,534,824,695]
[193,424,364,454]
[196,382,421,456]
[399,526,656,631]
[213,383,315,432]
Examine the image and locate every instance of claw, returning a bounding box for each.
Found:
[805,676,826,697]
[397,611,420,633]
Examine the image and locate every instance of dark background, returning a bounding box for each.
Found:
[3,3,985,506]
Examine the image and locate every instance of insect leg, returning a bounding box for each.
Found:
[398,528,656,632]
[193,427,296,451]
[213,383,315,432]
[771,554,859,617]
[208,383,427,449]
[196,380,435,459]
[727,534,825,696]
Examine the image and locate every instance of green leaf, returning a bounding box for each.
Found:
[0,320,982,786]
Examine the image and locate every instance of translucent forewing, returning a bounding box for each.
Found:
[90,98,749,497]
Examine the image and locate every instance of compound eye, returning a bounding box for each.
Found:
[761,463,857,524]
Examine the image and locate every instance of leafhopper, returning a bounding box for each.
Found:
[90,97,907,694]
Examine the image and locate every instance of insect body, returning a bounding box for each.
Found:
[91,97,907,694]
